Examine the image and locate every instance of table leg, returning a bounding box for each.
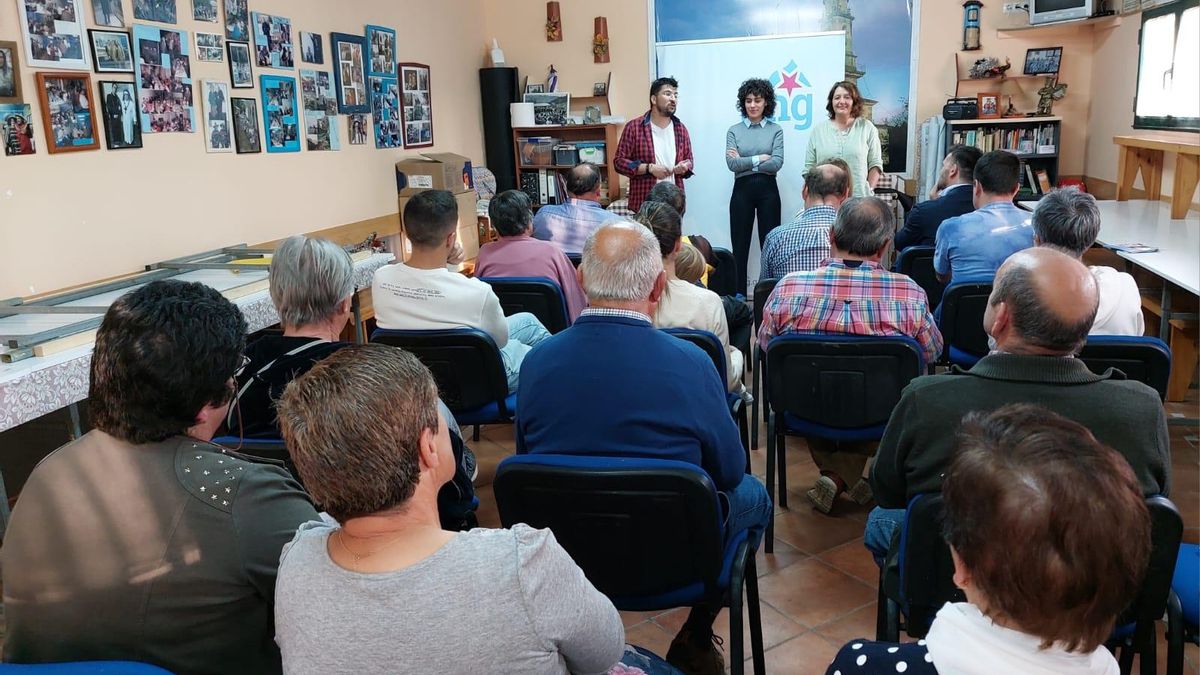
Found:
[1117,145,1134,201]
[1171,154,1199,220]
[1160,285,1172,342]
[1140,148,1164,201]
[1166,323,1198,403]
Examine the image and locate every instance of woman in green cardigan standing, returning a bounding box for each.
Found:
[804,80,883,198]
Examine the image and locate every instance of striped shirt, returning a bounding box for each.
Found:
[758,259,943,363]
[531,198,624,255]
[759,205,837,280]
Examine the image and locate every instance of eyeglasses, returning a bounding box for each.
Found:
[235,354,251,378]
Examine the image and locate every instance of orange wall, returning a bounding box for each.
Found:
[0,0,486,298]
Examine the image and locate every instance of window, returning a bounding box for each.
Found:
[1134,0,1199,130]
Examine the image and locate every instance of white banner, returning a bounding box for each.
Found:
[655,32,846,255]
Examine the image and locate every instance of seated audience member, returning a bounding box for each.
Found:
[867,247,1169,563]
[476,189,587,321]
[373,189,551,392]
[894,145,982,250]
[532,162,623,254]
[639,200,745,394]
[1032,186,1144,335]
[228,234,476,529]
[274,343,640,674]
[934,150,1034,284]
[759,160,851,280]
[517,222,771,674]
[674,243,707,284]
[828,404,1151,675]
[758,196,943,513]
[1,280,318,674]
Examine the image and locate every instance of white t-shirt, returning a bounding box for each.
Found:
[371,263,509,346]
[651,121,676,184]
[1090,265,1145,336]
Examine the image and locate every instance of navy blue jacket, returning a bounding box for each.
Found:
[516,313,745,491]
[894,184,975,250]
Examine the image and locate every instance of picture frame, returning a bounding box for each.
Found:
[330,32,368,114]
[35,71,99,153]
[251,11,294,69]
[399,62,432,149]
[299,69,339,151]
[133,24,195,133]
[17,0,91,70]
[1023,46,1063,76]
[524,91,570,125]
[223,0,249,41]
[201,79,232,152]
[347,112,368,145]
[227,40,253,88]
[365,24,396,78]
[98,80,141,149]
[133,0,178,24]
[369,75,401,149]
[192,0,217,23]
[977,91,1001,119]
[230,96,260,153]
[593,80,608,97]
[92,0,125,27]
[524,83,545,94]
[260,74,300,153]
[88,29,133,73]
[0,40,24,103]
[300,32,323,65]
[195,32,223,62]
[0,103,36,155]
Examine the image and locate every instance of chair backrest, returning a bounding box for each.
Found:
[0,662,175,674]
[1078,335,1172,401]
[493,454,725,605]
[938,282,993,363]
[663,328,726,388]
[480,277,571,334]
[898,494,966,637]
[752,278,779,333]
[765,335,925,431]
[371,328,509,414]
[707,247,739,297]
[894,246,945,309]
[1115,496,1184,632]
[211,436,299,485]
[566,252,582,268]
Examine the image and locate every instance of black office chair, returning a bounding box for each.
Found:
[875,494,965,641]
[663,327,750,471]
[1078,335,1172,401]
[763,335,925,554]
[893,246,946,309]
[750,278,780,450]
[566,252,582,268]
[937,282,993,368]
[371,328,514,441]
[494,454,766,675]
[480,277,571,334]
[708,247,739,298]
[211,435,296,478]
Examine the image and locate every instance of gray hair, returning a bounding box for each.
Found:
[831,196,893,256]
[269,235,354,328]
[580,221,663,302]
[1033,187,1101,258]
[991,261,1097,354]
[803,163,849,199]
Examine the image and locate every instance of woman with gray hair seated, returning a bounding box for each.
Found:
[226,234,477,530]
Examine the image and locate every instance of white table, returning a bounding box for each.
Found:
[1092,200,1199,297]
[0,253,392,434]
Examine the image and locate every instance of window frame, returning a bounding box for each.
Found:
[1133,0,1200,131]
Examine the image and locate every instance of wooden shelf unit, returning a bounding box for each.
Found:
[945,116,1063,201]
[512,123,621,207]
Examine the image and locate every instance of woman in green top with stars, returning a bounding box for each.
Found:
[803,80,883,198]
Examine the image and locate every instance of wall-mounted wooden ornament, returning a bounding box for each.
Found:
[546,2,562,42]
[593,16,610,63]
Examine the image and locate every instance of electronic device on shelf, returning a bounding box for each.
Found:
[943,97,979,120]
[1029,0,1095,25]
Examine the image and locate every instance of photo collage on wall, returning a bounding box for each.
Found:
[195,32,224,62]
[133,24,194,133]
[201,79,231,152]
[330,32,366,114]
[400,63,432,148]
[19,0,90,70]
[133,0,178,25]
[260,74,298,153]
[369,74,400,149]
[300,69,339,151]
[252,11,294,69]
[36,72,98,152]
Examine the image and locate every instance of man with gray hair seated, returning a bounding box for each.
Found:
[759,159,851,280]
[517,221,771,675]
[531,162,623,255]
[1033,186,1144,335]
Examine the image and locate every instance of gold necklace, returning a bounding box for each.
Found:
[334,528,407,569]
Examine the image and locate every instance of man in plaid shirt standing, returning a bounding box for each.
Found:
[758,196,942,514]
[614,77,694,213]
[759,160,851,280]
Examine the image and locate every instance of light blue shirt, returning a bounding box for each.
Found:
[934,201,1035,282]
[531,198,624,255]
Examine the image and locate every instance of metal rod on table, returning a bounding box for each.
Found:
[153,262,272,271]
[1,316,105,349]
[0,306,109,315]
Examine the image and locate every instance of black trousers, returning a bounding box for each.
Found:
[729,173,782,296]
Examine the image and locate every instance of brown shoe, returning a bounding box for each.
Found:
[666,626,725,675]
[847,477,874,505]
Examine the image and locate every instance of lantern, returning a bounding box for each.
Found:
[963,1,982,51]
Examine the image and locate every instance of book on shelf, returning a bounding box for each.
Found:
[1034,169,1052,194]
[1024,164,1040,194]
[949,123,1057,155]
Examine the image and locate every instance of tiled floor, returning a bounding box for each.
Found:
[470,393,1200,675]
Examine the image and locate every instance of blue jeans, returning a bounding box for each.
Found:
[864,506,905,567]
[499,312,552,393]
[721,474,772,551]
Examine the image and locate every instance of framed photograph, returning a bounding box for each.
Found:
[98,80,141,149]
[524,92,570,125]
[89,29,133,73]
[524,83,544,94]
[192,0,217,22]
[330,32,367,114]
[134,0,177,24]
[1024,47,1063,76]
[1,103,36,155]
[17,0,91,70]
[133,24,195,133]
[230,96,260,153]
[369,75,400,149]
[35,71,99,152]
[299,69,339,151]
[593,80,607,97]
[300,32,323,65]
[0,41,24,103]
[365,25,396,78]
[200,79,232,152]
[977,92,1001,119]
[399,62,432,149]
[195,32,223,62]
[260,74,299,152]
[347,112,368,145]
[92,0,124,27]
[252,11,294,69]
[223,0,249,41]
[227,40,252,88]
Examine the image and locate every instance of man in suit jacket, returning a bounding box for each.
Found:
[865,247,1170,564]
[894,145,982,250]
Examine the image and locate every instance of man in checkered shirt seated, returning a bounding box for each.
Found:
[758,159,851,280]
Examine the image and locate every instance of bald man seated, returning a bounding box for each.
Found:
[864,247,1170,564]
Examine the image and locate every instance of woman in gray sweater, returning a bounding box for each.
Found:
[726,77,784,294]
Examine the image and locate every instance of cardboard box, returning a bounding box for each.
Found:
[395,152,474,196]
[396,190,480,264]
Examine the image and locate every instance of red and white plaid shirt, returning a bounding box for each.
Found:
[614,111,694,213]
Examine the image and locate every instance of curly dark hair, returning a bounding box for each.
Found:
[736,78,776,119]
[825,80,864,119]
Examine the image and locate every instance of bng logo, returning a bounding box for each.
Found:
[770,60,813,131]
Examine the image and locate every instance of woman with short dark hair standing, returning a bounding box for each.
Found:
[726,77,783,294]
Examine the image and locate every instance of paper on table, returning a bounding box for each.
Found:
[1109,242,1160,254]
